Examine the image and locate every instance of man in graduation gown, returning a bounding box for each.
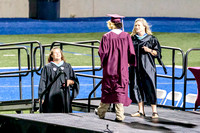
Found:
[95,14,136,122]
[38,47,79,113]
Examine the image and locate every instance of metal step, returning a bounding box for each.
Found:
[0,98,101,113]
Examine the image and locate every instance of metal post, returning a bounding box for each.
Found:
[183,54,188,111]
[42,46,46,66]
[172,50,175,106]
[30,43,34,113]
[91,42,96,98]
[18,49,22,100]
[88,80,102,112]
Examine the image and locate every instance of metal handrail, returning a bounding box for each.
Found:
[51,41,99,49]
[157,46,185,79]
[50,41,101,98]
[0,46,30,77]
[1,40,196,112]
[183,48,200,110]
[47,43,187,111]
[0,41,43,76]
[34,40,101,74]
[50,41,103,111]
[39,40,102,113]
[156,46,185,107]
[88,80,102,112]
[0,41,43,112]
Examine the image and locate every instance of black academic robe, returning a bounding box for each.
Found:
[129,35,166,104]
[38,62,79,113]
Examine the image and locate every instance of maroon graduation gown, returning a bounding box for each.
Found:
[98,31,136,106]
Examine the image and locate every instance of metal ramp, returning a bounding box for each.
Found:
[0,99,39,112]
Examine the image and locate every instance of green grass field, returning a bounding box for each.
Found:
[0,32,199,68]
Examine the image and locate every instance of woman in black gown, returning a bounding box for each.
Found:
[38,47,79,113]
[129,18,166,118]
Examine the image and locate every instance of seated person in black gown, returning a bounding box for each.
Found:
[38,47,79,113]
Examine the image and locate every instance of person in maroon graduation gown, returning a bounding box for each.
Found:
[129,18,166,118]
[95,14,136,122]
[38,47,79,113]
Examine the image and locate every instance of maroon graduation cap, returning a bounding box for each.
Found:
[107,14,125,23]
[107,14,125,31]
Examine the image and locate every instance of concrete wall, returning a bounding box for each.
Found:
[0,0,199,18]
[0,0,29,18]
[60,0,200,18]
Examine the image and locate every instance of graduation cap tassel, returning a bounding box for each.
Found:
[122,19,124,31]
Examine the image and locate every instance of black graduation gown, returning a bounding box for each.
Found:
[38,62,79,113]
[129,35,166,104]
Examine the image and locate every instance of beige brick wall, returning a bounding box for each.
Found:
[0,0,199,18]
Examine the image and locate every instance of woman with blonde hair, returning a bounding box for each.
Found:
[129,18,166,118]
[38,47,79,113]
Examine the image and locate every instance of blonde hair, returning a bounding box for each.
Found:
[48,47,66,63]
[107,20,116,30]
[106,20,122,30]
[130,18,152,36]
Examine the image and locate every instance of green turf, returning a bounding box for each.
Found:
[0,32,199,67]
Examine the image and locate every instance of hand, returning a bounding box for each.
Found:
[62,80,75,87]
[39,99,44,104]
[142,46,157,56]
[142,46,151,53]
[67,80,74,86]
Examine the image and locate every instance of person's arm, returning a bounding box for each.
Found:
[38,66,47,104]
[128,35,137,67]
[68,64,80,99]
[98,35,109,67]
[142,46,157,56]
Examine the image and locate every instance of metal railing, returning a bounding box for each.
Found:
[183,48,200,110]
[0,41,43,112]
[31,42,200,112]
[157,46,185,108]
[0,40,199,112]
[33,40,103,112]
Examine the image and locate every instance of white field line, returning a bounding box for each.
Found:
[0,84,94,88]
[0,65,183,69]
[0,82,197,88]
[0,66,101,69]
[3,54,16,56]
[158,82,197,85]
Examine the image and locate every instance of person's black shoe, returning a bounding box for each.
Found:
[115,118,122,122]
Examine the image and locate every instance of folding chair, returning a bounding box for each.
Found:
[157,89,167,104]
[180,93,197,107]
[163,91,182,106]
